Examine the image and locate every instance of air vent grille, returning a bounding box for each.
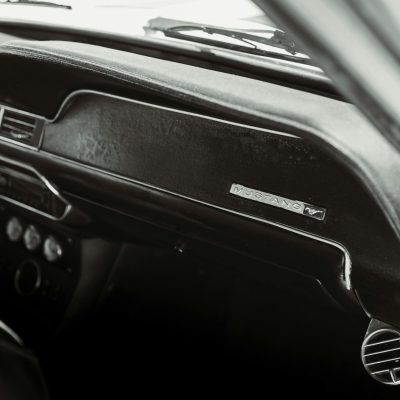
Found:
[362,329,400,385]
[0,107,44,147]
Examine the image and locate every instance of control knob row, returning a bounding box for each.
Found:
[5,217,63,262]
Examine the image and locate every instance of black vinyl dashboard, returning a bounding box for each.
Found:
[0,38,399,334]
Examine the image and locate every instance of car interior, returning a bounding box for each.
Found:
[0,4,399,397]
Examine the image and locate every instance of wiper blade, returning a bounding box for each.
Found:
[0,0,71,9]
[145,17,310,64]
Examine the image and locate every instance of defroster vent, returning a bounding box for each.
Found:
[0,107,45,147]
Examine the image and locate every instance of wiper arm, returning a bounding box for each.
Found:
[145,17,310,64]
[0,0,71,9]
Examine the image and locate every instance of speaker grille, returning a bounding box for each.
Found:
[362,329,400,385]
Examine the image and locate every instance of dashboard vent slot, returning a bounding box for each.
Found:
[0,108,44,147]
[362,329,400,385]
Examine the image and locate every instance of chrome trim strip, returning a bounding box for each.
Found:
[41,148,353,291]
[366,356,400,367]
[365,337,400,347]
[0,155,71,221]
[0,320,23,346]
[0,107,4,128]
[364,346,400,358]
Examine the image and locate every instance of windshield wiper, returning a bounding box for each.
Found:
[0,0,71,9]
[145,17,310,64]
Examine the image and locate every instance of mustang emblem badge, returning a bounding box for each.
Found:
[229,183,327,221]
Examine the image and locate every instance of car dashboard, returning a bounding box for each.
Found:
[0,35,399,394]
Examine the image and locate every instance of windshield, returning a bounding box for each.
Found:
[0,0,274,29]
[0,0,313,64]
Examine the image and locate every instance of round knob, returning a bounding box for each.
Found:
[23,225,42,252]
[14,261,41,296]
[43,236,63,262]
[5,217,23,243]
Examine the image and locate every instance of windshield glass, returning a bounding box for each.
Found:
[0,0,313,64]
[0,0,274,29]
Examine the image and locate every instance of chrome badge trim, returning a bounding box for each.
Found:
[230,183,327,221]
